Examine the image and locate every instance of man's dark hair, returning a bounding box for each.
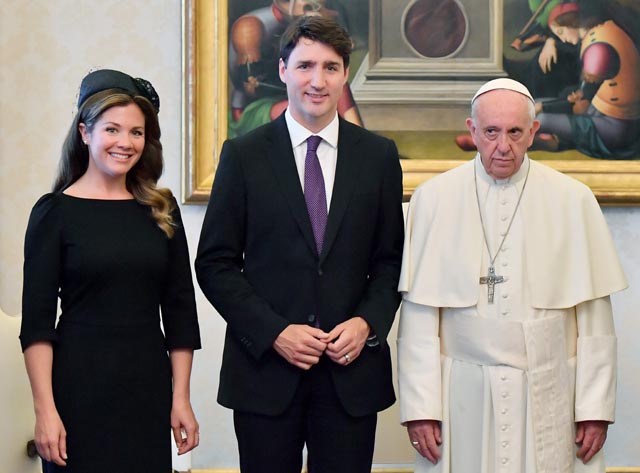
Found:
[279,16,352,69]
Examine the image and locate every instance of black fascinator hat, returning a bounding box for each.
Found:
[77,69,160,113]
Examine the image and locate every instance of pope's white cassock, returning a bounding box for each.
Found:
[398,154,627,473]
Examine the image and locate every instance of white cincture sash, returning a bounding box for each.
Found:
[440,313,574,473]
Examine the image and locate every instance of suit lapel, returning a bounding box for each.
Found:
[321,119,359,262]
[264,115,318,256]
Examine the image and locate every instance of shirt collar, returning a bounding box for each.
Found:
[285,109,339,149]
[474,153,530,186]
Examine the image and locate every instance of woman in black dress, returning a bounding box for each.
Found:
[20,69,201,472]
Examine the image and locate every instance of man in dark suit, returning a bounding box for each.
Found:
[195,16,404,473]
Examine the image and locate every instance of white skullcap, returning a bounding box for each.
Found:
[471,78,534,104]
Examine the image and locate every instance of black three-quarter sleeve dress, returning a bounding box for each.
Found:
[20,193,201,473]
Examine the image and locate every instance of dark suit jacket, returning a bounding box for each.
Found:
[195,114,404,417]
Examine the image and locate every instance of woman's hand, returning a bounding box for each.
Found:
[171,398,200,455]
[34,407,67,466]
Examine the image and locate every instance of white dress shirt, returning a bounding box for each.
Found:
[285,109,339,210]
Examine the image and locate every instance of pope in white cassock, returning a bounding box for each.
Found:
[397,78,628,473]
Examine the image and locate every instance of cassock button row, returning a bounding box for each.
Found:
[500,230,507,236]
[501,215,508,221]
[501,391,509,398]
[502,441,509,448]
[501,458,508,465]
[501,425,509,432]
[500,375,507,381]
[501,261,508,267]
[501,199,508,205]
[502,293,508,299]
[501,408,508,415]
[501,312,509,317]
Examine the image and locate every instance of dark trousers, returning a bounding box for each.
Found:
[233,357,377,473]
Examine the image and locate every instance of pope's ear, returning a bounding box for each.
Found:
[528,119,541,146]
[532,119,541,135]
[465,117,475,134]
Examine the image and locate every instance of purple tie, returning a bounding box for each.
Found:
[304,135,327,254]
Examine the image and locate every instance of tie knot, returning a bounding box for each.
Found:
[307,135,322,153]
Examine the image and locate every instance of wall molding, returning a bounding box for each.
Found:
[188,468,640,473]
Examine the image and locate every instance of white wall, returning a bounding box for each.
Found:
[1,1,637,469]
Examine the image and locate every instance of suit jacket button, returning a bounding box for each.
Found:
[317,268,323,276]
[308,314,316,323]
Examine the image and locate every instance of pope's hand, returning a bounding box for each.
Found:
[407,419,442,464]
[576,420,608,464]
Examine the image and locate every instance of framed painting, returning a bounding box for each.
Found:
[182,0,640,204]
[181,0,369,203]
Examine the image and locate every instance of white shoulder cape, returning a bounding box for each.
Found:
[399,157,628,309]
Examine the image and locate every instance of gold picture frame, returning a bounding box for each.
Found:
[182,0,640,204]
[182,0,228,203]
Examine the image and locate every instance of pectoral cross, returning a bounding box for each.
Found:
[479,265,504,304]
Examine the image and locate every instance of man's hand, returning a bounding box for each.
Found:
[576,420,608,464]
[567,89,584,103]
[243,76,259,95]
[324,316,370,365]
[572,99,590,115]
[407,419,442,464]
[538,37,558,73]
[273,324,328,370]
[535,101,543,115]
